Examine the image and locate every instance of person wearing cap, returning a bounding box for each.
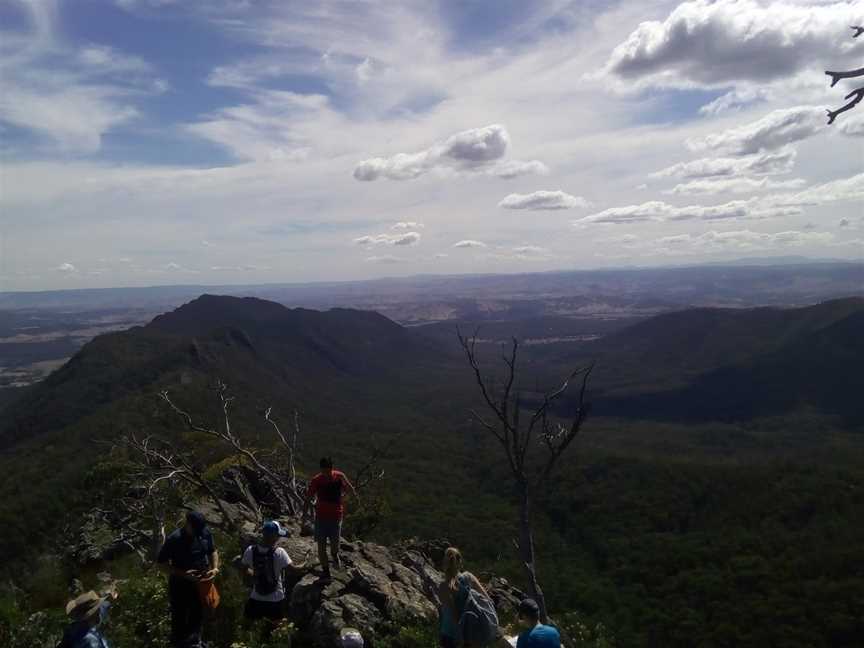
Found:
[241,520,308,625]
[305,457,358,579]
[61,590,114,648]
[157,510,220,647]
[515,598,560,648]
[340,627,365,647]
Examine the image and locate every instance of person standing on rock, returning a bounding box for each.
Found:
[242,520,308,626]
[306,457,358,579]
[438,547,491,648]
[157,510,220,647]
[515,598,560,648]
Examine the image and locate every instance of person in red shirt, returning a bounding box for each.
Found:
[306,457,358,579]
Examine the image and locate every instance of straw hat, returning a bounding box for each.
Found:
[65,591,106,621]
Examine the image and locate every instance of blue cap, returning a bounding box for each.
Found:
[262,520,288,537]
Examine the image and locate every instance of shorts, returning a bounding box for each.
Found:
[315,517,342,543]
[244,598,285,621]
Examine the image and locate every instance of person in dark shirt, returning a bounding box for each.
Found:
[515,598,560,648]
[157,511,220,647]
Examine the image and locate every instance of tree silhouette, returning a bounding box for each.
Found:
[825,26,864,124]
[458,330,592,623]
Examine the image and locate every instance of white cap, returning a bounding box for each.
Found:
[340,628,364,647]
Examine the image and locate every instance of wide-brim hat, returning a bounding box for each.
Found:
[66,590,106,621]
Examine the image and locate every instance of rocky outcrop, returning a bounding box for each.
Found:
[234,518,442,647]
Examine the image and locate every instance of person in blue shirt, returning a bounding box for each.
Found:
[516,598,561,648]
[61,590,114,648]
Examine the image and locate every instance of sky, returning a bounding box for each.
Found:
[0,0,862,291]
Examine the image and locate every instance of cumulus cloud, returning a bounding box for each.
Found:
[365,255,402,264]
[602,0,862,89]
[498,190,591,210]
[392,221,425,230]
[773,172,864,206]
[654,229,835,254]
[353,124,546,181]
[353,231,421,246]
[687,106,826,155]
[55,262,77,273]
[665,177,807,196]
[838,114,864,136]
[452,240,487,249]
[651,147,797,180]
[577,198,801,225]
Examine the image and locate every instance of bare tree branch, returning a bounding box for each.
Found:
[825,28,864,123]
[457,327,593,623]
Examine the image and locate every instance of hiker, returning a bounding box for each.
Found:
[438,546,496,648]
[515,598,560,648]
[157,510,220,647]
[306,456,358,579]
[60,590,115,648]
[241,520,308,624]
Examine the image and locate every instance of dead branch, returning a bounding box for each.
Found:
[160,383,303,514]
[825,28,864,123]
[827,86,864,124]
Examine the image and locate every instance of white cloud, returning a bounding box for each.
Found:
[687,106,826,155]
[666,177,807,196]
[391,221,425,230]
[577,198,801,225]
[355,57,374,84]
[773,172,864,206]
[653,229,835,254]
[55,262,77,273]
[498,190,591,210]
[651,147,797,180]
[698,88,770,116]
[602,0,863,89]
[838,114,864,136]
[353,124,546,181]
[365,255,402,264]
[354,231,422,246]
[0,2,161,153]
[452,240,487,249]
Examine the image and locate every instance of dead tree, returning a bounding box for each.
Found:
[825,26,864,124]
[118,432,238,546]
[159,381,305,515]
[458,330,593,623]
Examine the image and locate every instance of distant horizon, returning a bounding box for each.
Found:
[1,254,862,296]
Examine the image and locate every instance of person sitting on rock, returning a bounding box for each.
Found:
[305,457,358,579]
[438,546,490,648]
[157,510,220,647]
[241,520,308,626]
[515,598,560,648]
[60,590,115,648]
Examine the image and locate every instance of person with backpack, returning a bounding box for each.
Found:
[241,520,308,623]
[59,590,115,648]
[306,457,358,579]
[157,510,220,647]
[515,598,560,648]
[438,547,499,647]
